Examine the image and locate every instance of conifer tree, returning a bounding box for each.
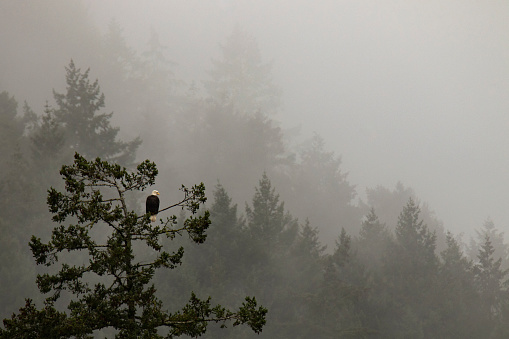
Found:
[242,174,299,337]
[205,25,281,116]
[474,233,508,322]
[436,232,480,337]
[53,60,141,164]
[290,133,359,244]
[395,197,437,267]
[356,208,389,272]
[310,228,369,338]
[30,103,67,184]
[381,198,439,337]
[0,91,25,174]
[295,220,326,260]
[184,184,246,301]
[468,219,509,270]
[1,154,266,338]
[245,173,298,249]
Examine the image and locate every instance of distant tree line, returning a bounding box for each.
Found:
[165,177,509,338]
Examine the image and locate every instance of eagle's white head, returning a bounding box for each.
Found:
[151,190,160,196]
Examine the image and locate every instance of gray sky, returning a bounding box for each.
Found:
[89,0,509,236]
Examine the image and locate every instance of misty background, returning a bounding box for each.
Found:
[2,0,508,238]
[2,1,509,337]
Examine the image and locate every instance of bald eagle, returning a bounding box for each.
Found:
[146,190,160,222]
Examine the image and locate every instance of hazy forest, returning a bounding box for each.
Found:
[1,1,509,338]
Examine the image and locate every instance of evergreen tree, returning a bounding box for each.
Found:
[474,233,508,324]
[242,174,299,337]
[1,154,267,338]
[0,93,40,322]
[356,208,390,272]
[205,25,282,116]
[210,185,246,282]
[0,217,36,321]
[273,219,326,339]
[289,134,359,246]
[0,147,35,226]
[0,151,38,323]
[394,198,437,269]
[52,60,141,164]
[436,232,480,337]
[98,19,149,120]
[468,219,509,270]
[30,103,67,181]
[245,173,298,257]
[184,183,247,304]
[380,198,439,338]
[309,228,370,338]
[364,183,447,252]
[0,91,25,174]
[140,28,179,99]
[102,20,140,78]
[167,99,290,211]
[358,208,386,242]
[295,220,327,261]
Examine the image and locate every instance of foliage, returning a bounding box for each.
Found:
[52,60,141,164]
[0,218,37,323]
[245,173,297,246]
[468,219,509,271]
[437,232,480,337]
[394,197,437,264]
[374,198,440,337]
[308,228,370,338]
[356,208,390,272]
[364,183,447,251]
[1,154,267,338]
[0,91,26,177]
[474,233,508,320]
[287,133,360,246]
[30,103,66,163]
[205,25,282,116]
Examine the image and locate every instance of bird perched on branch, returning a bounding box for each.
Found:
[146,190,160,222]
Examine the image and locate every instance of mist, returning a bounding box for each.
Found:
[3,0,508,235]
[96,0,509,237]
[1,0,509,337]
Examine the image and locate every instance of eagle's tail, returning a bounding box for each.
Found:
[150,215,157,222]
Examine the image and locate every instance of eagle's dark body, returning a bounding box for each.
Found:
[146,190,160,222]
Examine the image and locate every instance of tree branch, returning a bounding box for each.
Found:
[162,314,240,326]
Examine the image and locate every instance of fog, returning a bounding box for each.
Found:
[3,0,509,237]
[90,0,509,236]
[1,1,509,336]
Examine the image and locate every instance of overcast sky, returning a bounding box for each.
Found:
[85,1,509,235]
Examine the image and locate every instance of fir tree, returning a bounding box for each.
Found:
[474,233,508,320]
[381,198,439,338]
[205,25,282,116]
[436,232,480,337]
[1,154,266,338]
[53,60,141,164]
